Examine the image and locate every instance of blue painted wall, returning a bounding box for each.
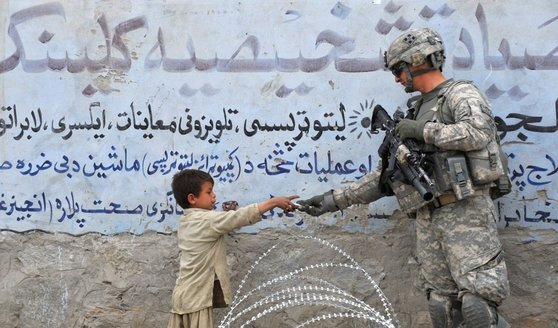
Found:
[1,0,556,234]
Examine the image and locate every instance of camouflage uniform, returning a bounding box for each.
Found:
[303,28,510,327]
[332,79,509,304]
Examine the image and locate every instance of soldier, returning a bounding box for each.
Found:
[298,28,510,328]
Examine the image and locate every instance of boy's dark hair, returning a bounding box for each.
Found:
[172,169,214,209]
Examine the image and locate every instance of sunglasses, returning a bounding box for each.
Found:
[391,62,406,76]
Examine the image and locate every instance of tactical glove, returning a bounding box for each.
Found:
[297,190,339,216]
[395,119,426,141]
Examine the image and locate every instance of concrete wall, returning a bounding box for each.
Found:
[1,219,557,327]
[1,1,557,327]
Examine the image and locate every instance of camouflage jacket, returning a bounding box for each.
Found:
[332,79,498,210]
[424,80,497,152]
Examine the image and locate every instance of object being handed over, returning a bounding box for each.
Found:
[222,200,239,211]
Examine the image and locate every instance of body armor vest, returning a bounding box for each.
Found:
[387,80,511,214]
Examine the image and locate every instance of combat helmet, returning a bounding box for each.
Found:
[384,28,445,92]
[384,27,445,70]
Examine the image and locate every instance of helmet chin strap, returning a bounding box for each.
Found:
[403,63,437,93]
[403,64,414,93]
[410,67,437,77]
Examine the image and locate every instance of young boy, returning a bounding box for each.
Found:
[167,169,298,328]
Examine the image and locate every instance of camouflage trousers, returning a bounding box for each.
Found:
[415,194,510,304]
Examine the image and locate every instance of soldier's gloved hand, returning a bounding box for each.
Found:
[297,190,338,216]
[395,119,426,141]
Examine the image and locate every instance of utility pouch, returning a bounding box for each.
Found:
[388,179,432,214]
[447,155,474,200]
[490,147,512,199]
[466,140,504,184]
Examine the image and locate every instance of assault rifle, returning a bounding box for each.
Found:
[371,104,436,201]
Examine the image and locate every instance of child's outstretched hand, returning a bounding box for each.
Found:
[258,195,299,214]
[274,195,299,213]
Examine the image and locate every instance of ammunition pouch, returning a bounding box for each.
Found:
[429,147,510,201]
[388,148,504,213]
[430,151,473,199]
[447,155,475,200]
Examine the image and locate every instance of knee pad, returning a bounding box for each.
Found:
[461,293,496,328]
[428,292,462,328]
[467,252,510,305]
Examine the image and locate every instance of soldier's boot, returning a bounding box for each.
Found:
[428,292,463,328]
[461,293,510,328]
